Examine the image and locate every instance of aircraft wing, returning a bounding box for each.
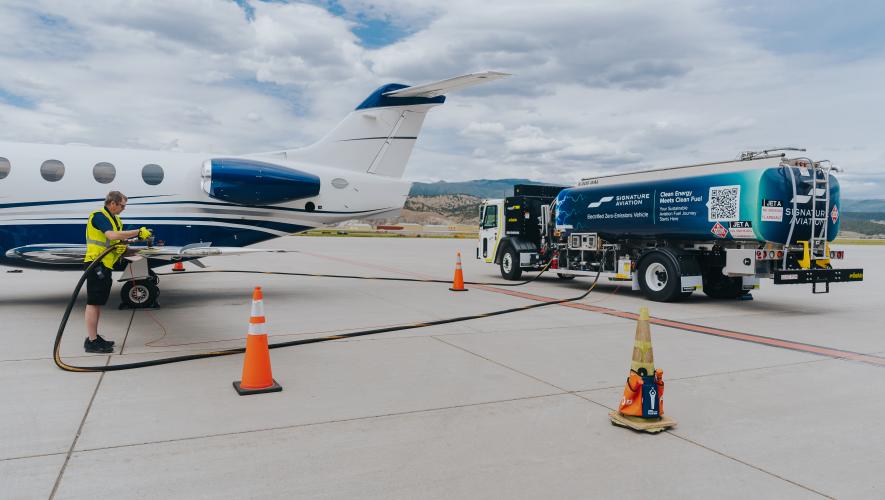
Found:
[135,243,288,261]
[383,71,510,98]
[4,243,287,267]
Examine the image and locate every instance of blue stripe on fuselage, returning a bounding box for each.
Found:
[0,195,170,210]
[0,198,395,215]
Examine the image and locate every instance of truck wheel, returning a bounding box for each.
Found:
[499,247,523,280]
[702,268,745,299]
[638,253,682,302]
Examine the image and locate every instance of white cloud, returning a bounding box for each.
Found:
[0,0,883,197]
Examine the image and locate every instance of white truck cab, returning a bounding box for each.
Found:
[478,199,504,264]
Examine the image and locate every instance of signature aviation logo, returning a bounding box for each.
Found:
[587,196,613,208]
[790,187,826,204]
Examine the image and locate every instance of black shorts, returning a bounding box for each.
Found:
[86,264,113,306]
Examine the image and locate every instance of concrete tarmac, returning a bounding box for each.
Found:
[1,237,883,499]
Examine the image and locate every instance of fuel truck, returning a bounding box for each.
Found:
[476,150,864,302]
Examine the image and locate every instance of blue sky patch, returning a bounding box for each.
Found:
[0,89,35,109]
[352,17,412,48]
[230,1,413,47]
[231,0,255,20]
[238,79,309,116]
[324,0,413,48]
[36,13,73,30]
[732,1,885,59]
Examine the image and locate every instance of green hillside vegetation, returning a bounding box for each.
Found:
[841,199,885,212]
[409,179,557,199]
[841,212,885,236]
[403,195,483,224]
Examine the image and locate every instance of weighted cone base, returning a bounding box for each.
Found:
[609,411,677,433]
[448,288,468,292]
[233,379,282,396]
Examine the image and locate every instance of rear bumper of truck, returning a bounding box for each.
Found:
[773,268,864,285]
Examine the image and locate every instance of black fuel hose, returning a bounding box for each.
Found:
[153,260,555,287]
[54,247,601,373]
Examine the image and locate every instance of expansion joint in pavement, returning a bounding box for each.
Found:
[0,451,67,463]
[567,391,834,498]
[667,432,835,499]
[430,336,613,412]
[48,358,108,500]
[431,336,570,393]
[49,311,134,499]
[70,392,568,456]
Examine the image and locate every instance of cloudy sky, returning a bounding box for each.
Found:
[1,0,883,197]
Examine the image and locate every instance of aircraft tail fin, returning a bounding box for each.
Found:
[270,71,509,178]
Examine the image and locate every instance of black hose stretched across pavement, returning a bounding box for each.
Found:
[153,261,555,287]
[54,247,601,373]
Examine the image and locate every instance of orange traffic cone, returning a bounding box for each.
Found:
[609,306,676,433]
[233,287,282,395]
[172,261,185,272]
[449,251,468,292]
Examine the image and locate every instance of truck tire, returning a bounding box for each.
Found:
[702,268,746,299]
[499,246,523,280]
[638,252,682,302]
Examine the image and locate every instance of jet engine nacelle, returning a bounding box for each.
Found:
[200,158,321,205]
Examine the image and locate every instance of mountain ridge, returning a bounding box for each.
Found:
[399,179,885,235]
[409,179,556,199]
[410,179,885,210]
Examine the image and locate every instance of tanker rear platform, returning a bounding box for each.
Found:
[2,236,882,499]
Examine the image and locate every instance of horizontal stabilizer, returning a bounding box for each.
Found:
[383,71,510,98]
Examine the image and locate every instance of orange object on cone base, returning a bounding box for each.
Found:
[618,371,644,417]
[449,251,468,292]
[172,261,185,272]
[233,286,282,395]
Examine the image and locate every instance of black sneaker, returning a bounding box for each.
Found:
[84,337,113,353]
[95,334,115,347]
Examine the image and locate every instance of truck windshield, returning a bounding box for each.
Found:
[482,206,498,229]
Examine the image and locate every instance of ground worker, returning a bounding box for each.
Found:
[84,191,152,353]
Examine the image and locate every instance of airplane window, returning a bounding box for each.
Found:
[0,157,9,179]
[40,159,65,182]
[142,164,164,185]
[93,162,116,184]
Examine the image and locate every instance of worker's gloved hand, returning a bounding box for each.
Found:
[138,227,153,240]
[114,244,127,256]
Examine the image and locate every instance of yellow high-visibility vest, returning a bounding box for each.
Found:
[84,208,124,269]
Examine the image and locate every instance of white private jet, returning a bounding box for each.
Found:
[0,71,509,307]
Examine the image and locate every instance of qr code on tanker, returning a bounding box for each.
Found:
[708,185,740,221]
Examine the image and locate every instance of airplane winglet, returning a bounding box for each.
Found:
[383,71,511,98]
